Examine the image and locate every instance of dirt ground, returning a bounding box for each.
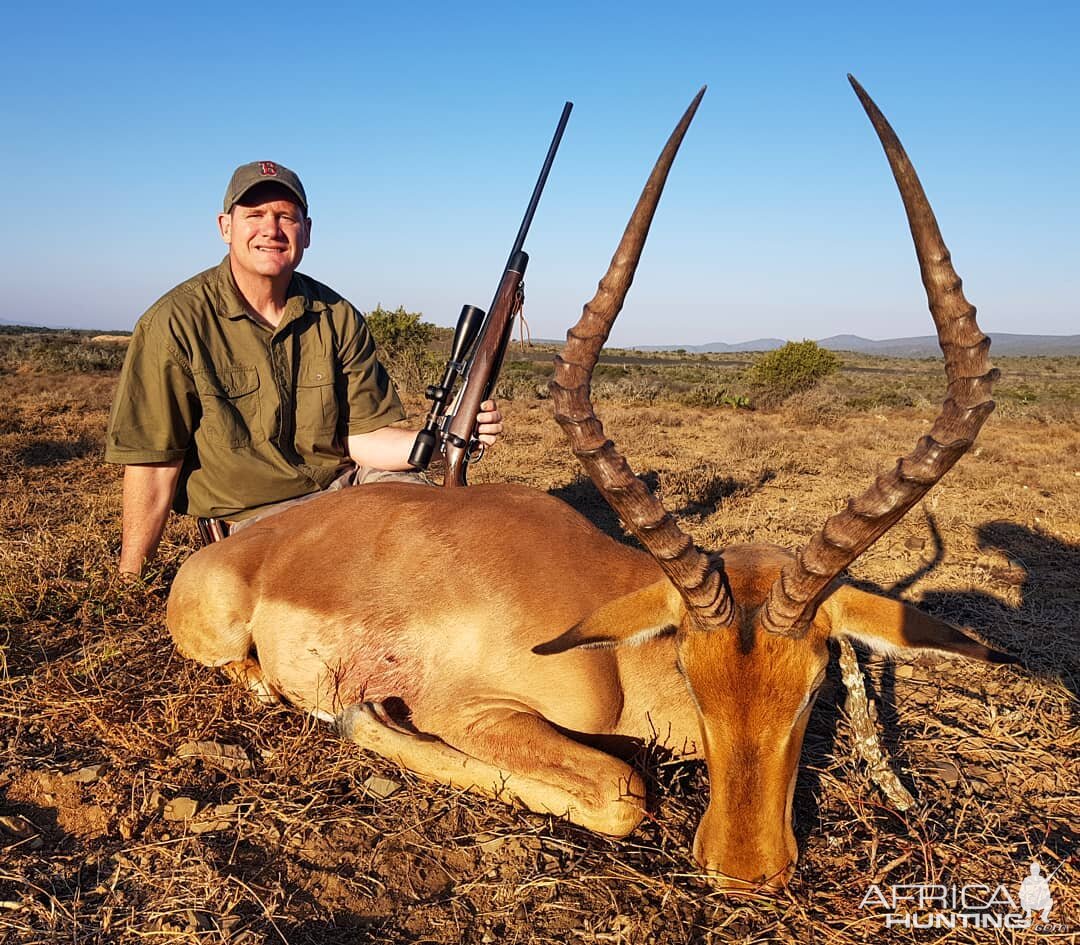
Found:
[1,348,1078,943]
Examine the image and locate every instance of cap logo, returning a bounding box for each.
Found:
[258,161,278,177]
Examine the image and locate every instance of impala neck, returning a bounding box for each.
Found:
[613,640,703,758]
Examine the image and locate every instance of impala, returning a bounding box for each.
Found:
[167,77,1014,891]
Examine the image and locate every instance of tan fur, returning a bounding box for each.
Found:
[167,484,1012,891]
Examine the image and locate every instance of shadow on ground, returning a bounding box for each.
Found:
[14,436,98,467]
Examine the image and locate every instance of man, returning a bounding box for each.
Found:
[106,161,502,576]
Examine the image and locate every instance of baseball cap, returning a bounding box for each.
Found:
[223,161,308,213]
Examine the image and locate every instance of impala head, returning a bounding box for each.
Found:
[541,79,1013,891]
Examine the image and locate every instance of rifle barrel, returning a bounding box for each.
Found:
[507,101,573,269]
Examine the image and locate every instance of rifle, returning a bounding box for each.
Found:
[408,101,573,487]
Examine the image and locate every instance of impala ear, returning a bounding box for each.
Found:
[533,580,683,655]
[820,585,1019,665]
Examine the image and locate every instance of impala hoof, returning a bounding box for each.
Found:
[336,701,416,739]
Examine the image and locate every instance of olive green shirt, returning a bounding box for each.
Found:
[105,256,405,519]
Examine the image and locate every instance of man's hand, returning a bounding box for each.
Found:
[349,399,505,470]
[475,399,503,446]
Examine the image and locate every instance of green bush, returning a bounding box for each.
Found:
[363,305,434,352]
[362,305,439,396]
[747,340,841,406]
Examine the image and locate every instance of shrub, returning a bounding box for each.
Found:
[495,373,545,401]
[660,462,747,508]
[674,380,751,410]
[29,337,128,373]
[591,376,661,404]
[362,305,439,396]
[487,358,550,401]
[747,340,840,406]
[363,305,434,352]
[787,387,846,426]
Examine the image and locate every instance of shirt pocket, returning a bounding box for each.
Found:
[295,361,338,440]
[193,366,261,448]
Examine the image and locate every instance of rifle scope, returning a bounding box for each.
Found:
[408,303,486,470]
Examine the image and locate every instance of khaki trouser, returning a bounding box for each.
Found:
[198,464,430,544]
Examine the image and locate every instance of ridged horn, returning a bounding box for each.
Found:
[550,88,735,632]
[760,75,999,637]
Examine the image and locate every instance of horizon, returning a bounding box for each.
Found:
[2,3,1077,346]
[5,317,1077,354]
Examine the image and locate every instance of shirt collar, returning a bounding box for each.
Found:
[212,255,328,324]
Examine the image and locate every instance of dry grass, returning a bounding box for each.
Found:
[2,342,1078,943]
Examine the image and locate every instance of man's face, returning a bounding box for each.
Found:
[218,183,311,283]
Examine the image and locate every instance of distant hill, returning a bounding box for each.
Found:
[634,338,789,354]
[3,317,1076,357]
[634,333,1080,357]
[0,317,49,329]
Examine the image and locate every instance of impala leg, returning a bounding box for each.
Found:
[337,702,645,837]
[222,657,281,706]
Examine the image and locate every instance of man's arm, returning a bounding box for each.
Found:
[119,461,183,576]
[348,400,503,470]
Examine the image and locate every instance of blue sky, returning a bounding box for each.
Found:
[2,1,1077,345]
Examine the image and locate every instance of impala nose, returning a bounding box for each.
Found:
[696,857,796,894]
[692,820,797,893]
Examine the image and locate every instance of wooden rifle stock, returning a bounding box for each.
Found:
[442,251,527,487]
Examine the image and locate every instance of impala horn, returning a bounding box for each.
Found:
[550,87,736,633]
[760,75,999,637]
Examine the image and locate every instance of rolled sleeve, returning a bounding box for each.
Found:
[338,309,405,435]
[105,313,199,464]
